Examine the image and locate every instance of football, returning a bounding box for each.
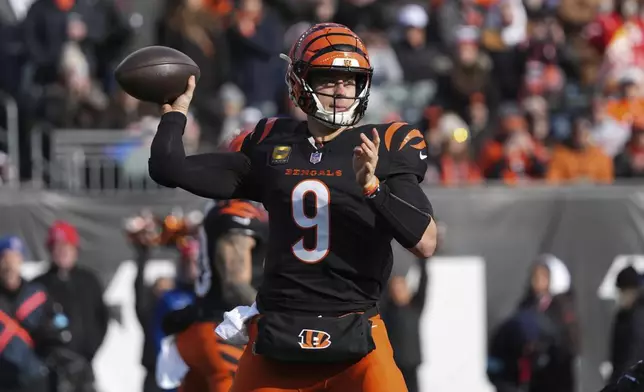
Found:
[114,46,201,104]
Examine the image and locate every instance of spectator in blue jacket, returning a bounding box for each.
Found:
[0,236,54,392]
[151,237,199,359]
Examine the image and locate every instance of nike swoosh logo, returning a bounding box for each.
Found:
[419,152,427,160]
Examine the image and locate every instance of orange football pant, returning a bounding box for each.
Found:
[229,314,408,392]
[175,321,244,392]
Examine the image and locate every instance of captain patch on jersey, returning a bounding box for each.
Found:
[271,146,292,165]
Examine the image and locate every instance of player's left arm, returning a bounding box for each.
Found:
[382,173,437,259]
[354,125,437,259]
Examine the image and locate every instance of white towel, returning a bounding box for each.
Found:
[215,302,259,345]
[156,335,189,389]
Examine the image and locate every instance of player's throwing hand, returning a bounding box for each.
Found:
[353,128,380,192]
[162,75,196,116]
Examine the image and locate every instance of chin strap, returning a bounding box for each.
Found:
[310,114,343,130]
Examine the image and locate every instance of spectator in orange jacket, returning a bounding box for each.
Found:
[547,115,614,184]
[438,127,483,186]
[479,104,548,185]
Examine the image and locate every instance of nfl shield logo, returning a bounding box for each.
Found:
[310,151,323,164]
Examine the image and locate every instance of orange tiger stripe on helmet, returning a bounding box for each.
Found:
[290,23,371,70]
[283,22,374,128]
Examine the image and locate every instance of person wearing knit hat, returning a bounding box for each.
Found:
[0,235,25,292]
[46,220,80,271]
[616,265,641,292]
[488,255,579,392]
[394,3,439,83]
[398,3,428,30]
[0,235,25,253]
[0,235,57,391]
[34,220,109,370]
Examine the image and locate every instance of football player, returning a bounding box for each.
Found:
[150,22,437,392]
[157,199,267,392]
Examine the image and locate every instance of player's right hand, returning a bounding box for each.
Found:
[353,128,380,191]
[162,75,196,116]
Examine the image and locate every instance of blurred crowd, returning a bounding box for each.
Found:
[488,257,644,392]
[5,0,644,186]
[487,254,579,392]
[0,209,207,392]
[4,211,644,392]
[0,203,268,392]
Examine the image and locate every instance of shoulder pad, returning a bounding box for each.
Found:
[246,117,301,146]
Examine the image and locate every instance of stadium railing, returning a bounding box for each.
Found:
[30,126,164,193]
[24,125,644,193]
[0,93,19,187]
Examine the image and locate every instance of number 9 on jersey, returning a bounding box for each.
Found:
[291,179,330,264]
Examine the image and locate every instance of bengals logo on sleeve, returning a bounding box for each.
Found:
[383,122,426,152]
[298,329,332,350]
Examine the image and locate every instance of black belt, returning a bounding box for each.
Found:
[322,305,380,318]
[363,305,379,318]
[257,299,380,318]
[347,305,379,318]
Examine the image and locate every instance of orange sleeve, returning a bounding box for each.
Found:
[596,152,615,184]
[546,149,567,183]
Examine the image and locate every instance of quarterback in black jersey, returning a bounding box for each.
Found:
[150,22,436,392]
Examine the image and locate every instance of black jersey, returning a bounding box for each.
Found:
[239,118,427,315]
[195,199,268,316]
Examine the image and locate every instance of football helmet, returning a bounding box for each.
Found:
[280,23,373,129]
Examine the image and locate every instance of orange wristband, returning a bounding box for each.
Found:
[363,179,380,197]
